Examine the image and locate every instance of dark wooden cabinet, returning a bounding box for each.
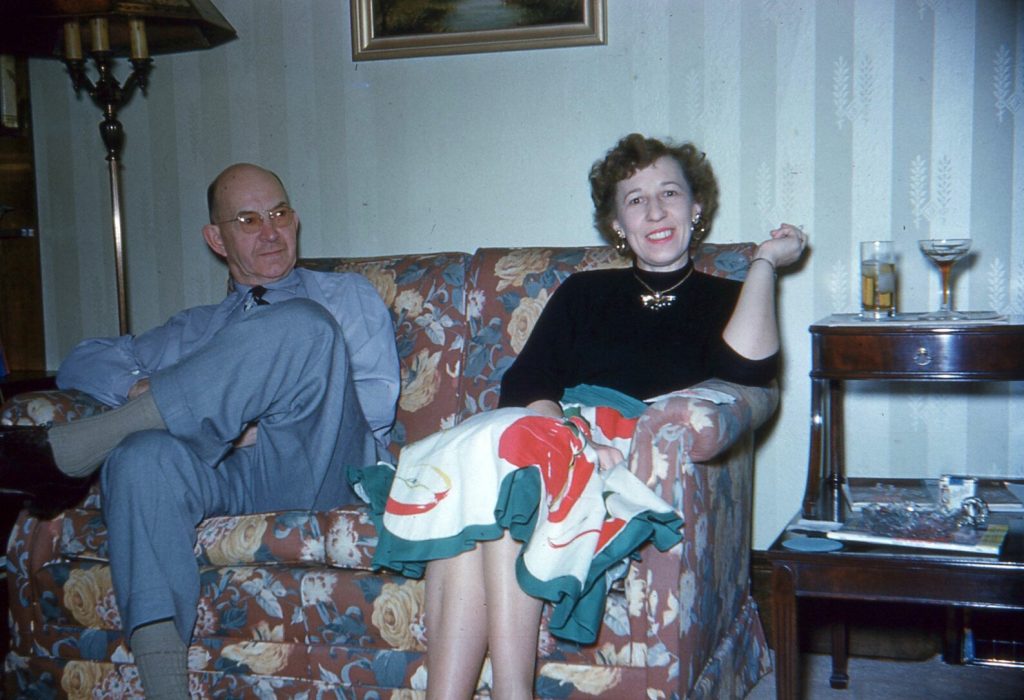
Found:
[0,54,45,372]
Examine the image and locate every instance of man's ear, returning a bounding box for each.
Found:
[202,224,227,258]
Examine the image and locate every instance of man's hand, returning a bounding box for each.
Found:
[128,378,151,400]
[234,423,259,448]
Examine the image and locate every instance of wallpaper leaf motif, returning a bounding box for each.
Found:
[993,44,1014,123]
[933,155,953,225]
[908,154,953,230]
[833,56,854,130]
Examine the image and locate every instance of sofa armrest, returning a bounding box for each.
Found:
[628,379,778,494]
[622,380,777,692]
[0,389,109,427]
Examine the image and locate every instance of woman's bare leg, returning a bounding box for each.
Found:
[482,532,543,700]
[425,548,489,699]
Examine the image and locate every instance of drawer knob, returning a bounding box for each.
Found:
[914,347,932,366]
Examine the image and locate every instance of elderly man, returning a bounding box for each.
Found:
[0,163,400,698]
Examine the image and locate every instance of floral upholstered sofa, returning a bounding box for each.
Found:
[3,243,778,699]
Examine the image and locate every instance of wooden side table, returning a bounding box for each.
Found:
[768,314,1024,700]
[801,315,1024,520]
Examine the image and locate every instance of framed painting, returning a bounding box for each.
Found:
[351,0,606,61]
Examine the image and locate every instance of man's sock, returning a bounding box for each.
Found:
[130,619,189,699]
[48,390,166,477]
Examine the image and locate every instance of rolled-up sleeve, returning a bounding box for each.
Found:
[56,307,215,406]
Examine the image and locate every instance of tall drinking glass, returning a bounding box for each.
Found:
[918,239,971,320]
[860,241,896,319]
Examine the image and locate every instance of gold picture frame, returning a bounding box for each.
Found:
[351,0,606,61]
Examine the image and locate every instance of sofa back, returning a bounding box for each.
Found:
[301,242,756,455]
[457,242,758,421]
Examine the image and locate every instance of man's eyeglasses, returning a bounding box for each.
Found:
[216,206,295,234]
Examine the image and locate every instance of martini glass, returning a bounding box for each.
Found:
[917,239,971,320]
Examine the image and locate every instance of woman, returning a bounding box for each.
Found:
[369,133,807,699]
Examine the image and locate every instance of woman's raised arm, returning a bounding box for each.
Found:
[722,223,808,360]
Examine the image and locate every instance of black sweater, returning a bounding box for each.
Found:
[498,263,779,407]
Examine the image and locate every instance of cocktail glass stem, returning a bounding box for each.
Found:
[938,262,953,313]
[918,239,971,321]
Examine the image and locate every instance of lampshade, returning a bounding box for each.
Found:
[0,0,236,58]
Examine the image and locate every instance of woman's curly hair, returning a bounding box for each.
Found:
[588,133,719,251]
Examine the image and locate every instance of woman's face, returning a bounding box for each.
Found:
[612,156,701,272]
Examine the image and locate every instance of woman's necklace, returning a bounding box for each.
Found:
[634,266,694,310]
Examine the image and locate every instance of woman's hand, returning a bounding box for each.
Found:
[525,398,624,471]
[756,223,808,271]
[589,439,625,472]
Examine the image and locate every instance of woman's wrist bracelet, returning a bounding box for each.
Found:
[750,256,777,278]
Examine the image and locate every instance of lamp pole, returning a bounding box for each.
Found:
[63,18,153,336]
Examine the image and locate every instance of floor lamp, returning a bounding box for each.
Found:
[0,1,236,335]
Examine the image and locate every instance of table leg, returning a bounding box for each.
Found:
[828,380,845,522]
[771,562,800,700]
[803,378,825,518]
[829,618,849,689]
[943,607,964,663]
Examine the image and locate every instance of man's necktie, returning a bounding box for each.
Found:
[244,285,270,311]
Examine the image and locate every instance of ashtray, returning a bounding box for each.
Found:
[861,497,989,539]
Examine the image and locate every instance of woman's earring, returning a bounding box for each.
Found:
[614,231,628,253]
[690,215,707,245]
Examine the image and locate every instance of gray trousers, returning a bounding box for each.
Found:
[100,299,378,642]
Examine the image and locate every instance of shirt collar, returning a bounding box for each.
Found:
[233,268,302,296]
[229,268,304,310]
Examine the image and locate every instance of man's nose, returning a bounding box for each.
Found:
[258,217,280,239]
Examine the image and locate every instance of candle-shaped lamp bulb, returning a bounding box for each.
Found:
[90,17,110,52]
[129,19,149,59]
[63,21,83,60]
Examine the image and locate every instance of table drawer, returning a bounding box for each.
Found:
[812,330,1024,379]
